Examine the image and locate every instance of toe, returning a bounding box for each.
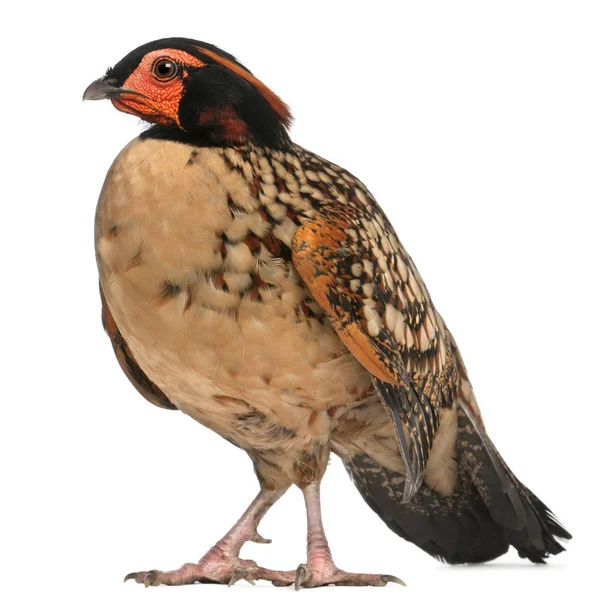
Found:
[123,570,160,586]
[143,570,160,587]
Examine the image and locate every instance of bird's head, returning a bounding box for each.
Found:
[83,38,292,147]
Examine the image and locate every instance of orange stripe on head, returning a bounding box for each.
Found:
[197,46,292,128]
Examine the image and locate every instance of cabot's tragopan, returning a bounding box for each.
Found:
[84,38,570,589]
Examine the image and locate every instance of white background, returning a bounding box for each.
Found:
[1,1,587,599]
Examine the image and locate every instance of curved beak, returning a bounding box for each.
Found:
[83,77,147,101]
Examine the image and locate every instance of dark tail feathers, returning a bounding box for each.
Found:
[344,402,571,564]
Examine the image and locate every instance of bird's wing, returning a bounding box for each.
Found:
[100,286,177,411]
[292,200,456,501]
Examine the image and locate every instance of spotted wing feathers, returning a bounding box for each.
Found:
[292,199,457,500]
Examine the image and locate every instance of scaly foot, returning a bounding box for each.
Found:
[124,557,404,588]
[271,562,405,589]
[123,544,296,588]
[125,488,287,587]
[125,556,260,586]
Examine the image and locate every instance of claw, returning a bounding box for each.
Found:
[229,567,256,587]
[295,564,311,591]
[143,570,159,587]
[383,574,406,586]
[251,529,272,544]
[123,572,137,583]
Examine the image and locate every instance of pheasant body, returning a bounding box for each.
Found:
[87,38,570,588]
[97,137,407,489]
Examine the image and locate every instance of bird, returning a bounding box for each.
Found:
[84,38,571,589]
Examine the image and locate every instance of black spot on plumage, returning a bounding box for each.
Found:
[237,409,296,440]
[227,194,248,215]
[162,281,182,298]
[186,149,198,165]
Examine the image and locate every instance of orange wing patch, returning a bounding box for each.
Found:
[293,217,397,385]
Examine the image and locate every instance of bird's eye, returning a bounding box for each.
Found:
[153,58,178,81]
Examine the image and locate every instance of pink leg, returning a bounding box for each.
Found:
[124,482,405,588]
[125,487,288,586]
[291,481,405,588]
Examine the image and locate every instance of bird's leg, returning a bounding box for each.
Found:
[124,487,286,586]
[288,481,405,588]
[125,481,405,588]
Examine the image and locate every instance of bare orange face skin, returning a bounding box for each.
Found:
[111,49,205,127]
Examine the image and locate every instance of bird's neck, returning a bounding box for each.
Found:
[142,108,290,149]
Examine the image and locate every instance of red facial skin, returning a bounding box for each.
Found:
[112,49,205,128]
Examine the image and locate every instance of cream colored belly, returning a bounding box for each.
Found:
[95,137,372,452]
[103,274,370,443]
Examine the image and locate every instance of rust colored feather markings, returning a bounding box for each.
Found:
[212,272,228,291]
[199,107,248,142]
[242,236,261,253]
[105,224,120,240]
